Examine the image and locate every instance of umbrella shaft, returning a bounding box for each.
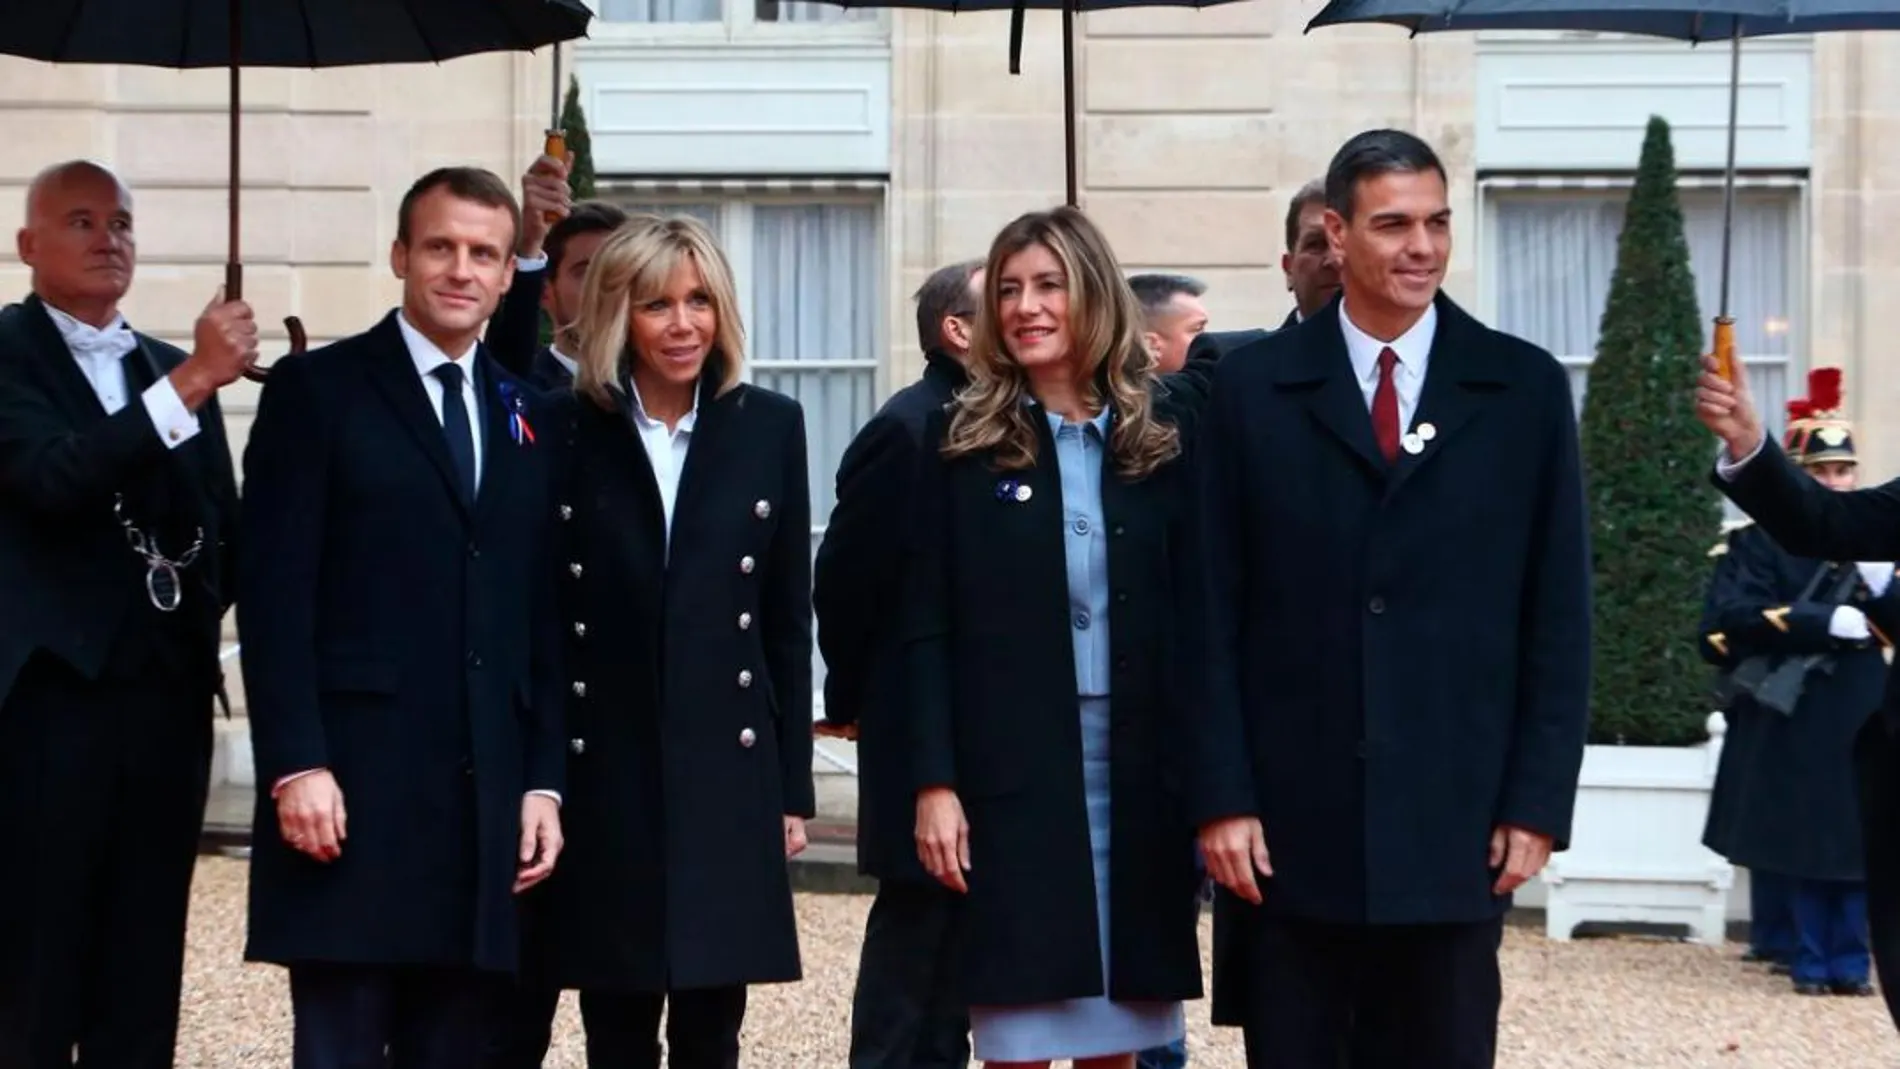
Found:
[228,0,242,299]
[1718,27,1739,320]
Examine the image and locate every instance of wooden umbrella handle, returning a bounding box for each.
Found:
[542,129,567,225]
[240,315,307,384]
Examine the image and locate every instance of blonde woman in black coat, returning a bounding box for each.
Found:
[497,213,814,1069]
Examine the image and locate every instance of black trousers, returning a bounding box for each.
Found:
[1240,912,1504,1069]
[847,880,970,1069]
[491,982,748,1069]
[1854,716,1900,1031]
[290,963,504,1069]
[0,655,212,1069]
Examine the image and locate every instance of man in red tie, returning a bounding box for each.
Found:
[1184,128,1592,1069]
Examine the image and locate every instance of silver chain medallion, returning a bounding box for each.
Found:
[115,494,202,613]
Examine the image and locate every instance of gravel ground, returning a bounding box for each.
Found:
[178,856,1899,1068]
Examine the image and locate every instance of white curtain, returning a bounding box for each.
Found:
[749,203,881,538]
[1492,188,1795,522]
[757,0,877,21]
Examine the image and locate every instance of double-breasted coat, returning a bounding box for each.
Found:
[1187,294,1593,1019]
[238,314,565,973]
[522,366,815,992]
[1697,522,1895,882]
[899,351,1216,1009]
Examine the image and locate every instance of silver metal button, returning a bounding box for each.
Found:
[573,622,587,638]
[570,738,586,755]
[738,612,752,630]
[569,562,584,578]
[572,681,587,697]
[754,499,771,519]
[559,504,573,520]
[740,555,755,575]
[738,669,753,688]
[739,727,756,748]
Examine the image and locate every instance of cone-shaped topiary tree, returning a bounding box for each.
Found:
[1579,114,1726,746]
[562,73,596,200]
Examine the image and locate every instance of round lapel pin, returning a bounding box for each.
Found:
[1015,484,1034,502]
[1416,422,1437,442]
[1401,433,1425,455]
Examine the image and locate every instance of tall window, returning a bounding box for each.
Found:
[618,195,884,690]
[1486,181,1802,519]
[598,0,876,25]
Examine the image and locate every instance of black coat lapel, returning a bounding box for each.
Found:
[475,351,527,525]
[665,370,735,560]
[361,313,473,521]
[1274,303,1386,475]
[1384,296,1509,500]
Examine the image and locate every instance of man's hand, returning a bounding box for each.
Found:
[915,787,970,893]
[813,719,858,741]
[1695,352,1766,464]
[514,794,564,893]
[1198,816,1272,905]
[277,770,346,863]
[784,816,809,859]
[1490,824,1553,895]
[170,291,259,410]
[517,152,574,258]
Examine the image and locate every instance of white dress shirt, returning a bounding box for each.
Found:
[1340,299,1435,429]
[396,312,484,490]
[628,378,698,559]
[548,345,579,380]
[44,302,200,449]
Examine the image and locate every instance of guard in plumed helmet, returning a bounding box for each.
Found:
[1699,367,1895,996]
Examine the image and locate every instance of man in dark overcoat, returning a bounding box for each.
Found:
[1187,129,1592,1068]
[237,166,566,1069]
[814,259,982,1069]
[1696,385,1890,995]
[1699,359,1900,1027]
[0,159,255,1069]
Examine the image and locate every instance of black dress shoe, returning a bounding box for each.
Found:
[1794,981,1831,996]
[1771,962,1792,976]
[1831,981,1876,997]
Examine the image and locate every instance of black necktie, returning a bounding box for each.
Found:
[432,363,476,500]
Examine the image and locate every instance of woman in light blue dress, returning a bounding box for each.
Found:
[902,206,1217,1068]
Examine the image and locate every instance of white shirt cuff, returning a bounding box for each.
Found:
[1859,563,1896,599]
[1715,435,1766,481]
[1831,605,1871,640]
[271,768,325,797]
[142,376,202,450]
[527,788,563,807]
[516,253,548,272]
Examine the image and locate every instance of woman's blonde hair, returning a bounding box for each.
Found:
[943,206,1180,480]
[572,212,746,409]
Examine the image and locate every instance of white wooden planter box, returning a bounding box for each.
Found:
[1537,712,1734,945]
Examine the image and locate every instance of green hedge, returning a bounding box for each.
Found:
[1578,115,1726,747]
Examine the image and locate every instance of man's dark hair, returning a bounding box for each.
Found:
[546,201,630,275]
[396,166,521,248]
[1323,130,1447,221]
[913,259,982,353]
[1126,273,1206,322]
[1283,178,1327,251]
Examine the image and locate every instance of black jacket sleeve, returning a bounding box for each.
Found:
[901,410,958,793]
[485,264,548,381]
[1718,436,1900,561]
[764,403,816,819]
[812,413,915,728]
[0,348,176,519]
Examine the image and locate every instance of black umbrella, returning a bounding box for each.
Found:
[1305,0,1900,381]
[820,0,1253,206]
[0,0,595,378]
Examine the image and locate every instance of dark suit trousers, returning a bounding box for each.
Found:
[1240,913,1504,1069]
[290,963,504,1069]
[848,880,970,1069]
[1854,716,1900,1031]
[490,984,747,1069]
[0,655,212,1069]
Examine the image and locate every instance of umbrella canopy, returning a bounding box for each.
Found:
[0,0,593,67]
[820,0,1250,205]
[0,0,594,378]
[1306,0,1900,38]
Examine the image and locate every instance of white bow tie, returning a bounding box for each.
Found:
[64,321,136,363]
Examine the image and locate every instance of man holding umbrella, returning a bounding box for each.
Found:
[0,159,257,1069]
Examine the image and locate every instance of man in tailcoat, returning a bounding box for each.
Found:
[0,159,255,1069]
[1187,129,1592,1068]
[1698,357,1900,1029]
[1696,383,1889,996]
[814,259,982,1069]
[237,166,566,1069]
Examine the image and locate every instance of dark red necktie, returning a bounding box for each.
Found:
[1372,346,1400,463]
